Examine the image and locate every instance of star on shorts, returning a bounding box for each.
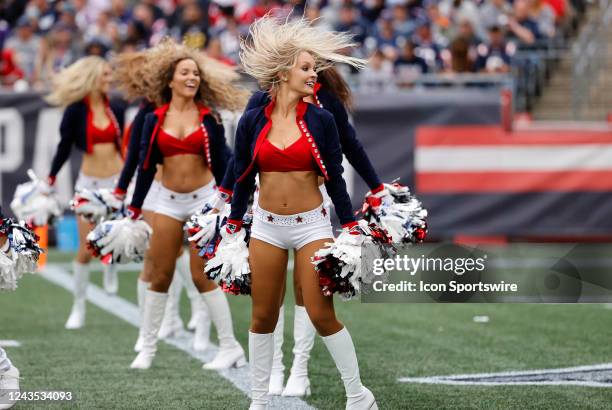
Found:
[296,216,303,223]
[321,208,327,216]
[267,215,274,222]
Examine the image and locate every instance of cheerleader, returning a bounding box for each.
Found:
[45,56,126,329]
[127,39,247,370]
[229,66,389,397]
[110,51,209,352]
[0,216,19,410]
[227,16,377,409]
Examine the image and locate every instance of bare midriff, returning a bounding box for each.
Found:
[258,171,323,214]
[81,143,123,178]
[162,155,213,193]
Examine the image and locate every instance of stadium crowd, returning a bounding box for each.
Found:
[0,0,587,90]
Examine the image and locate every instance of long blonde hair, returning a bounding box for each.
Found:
[112,50,156,102]
[240,15,366,92]
[143,38,249,111]
[45,56,108,106]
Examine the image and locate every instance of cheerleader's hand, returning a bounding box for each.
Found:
[364,184,391,215]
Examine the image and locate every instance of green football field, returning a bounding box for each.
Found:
[1,250,612,409]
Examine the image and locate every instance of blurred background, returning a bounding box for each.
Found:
[0,0,611,247]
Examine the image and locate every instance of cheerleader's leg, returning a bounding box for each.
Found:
[190,248,245,369]
[134,210,155,352]
[130,214,183,370]
[296,239,378,410]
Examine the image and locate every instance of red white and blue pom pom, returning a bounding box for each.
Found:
[361,181,428,244]
[10,170,63,227]
[312,220,396,300]
[186,204,228,260]
[204,212,253,295]
[0,217,43,290]
[87,217,152,264]
[71,189,124,224]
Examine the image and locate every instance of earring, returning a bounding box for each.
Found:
[282,77,288,82]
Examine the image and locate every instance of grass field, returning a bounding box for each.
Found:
[1,250,612,409]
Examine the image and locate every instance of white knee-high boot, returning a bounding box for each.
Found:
[249,331,274,410]
[322,327,378,410]
[130,290,168,370]
[282,305,316,396]
[65,261,90,329]
[173,252,203,331]
[134,278,150,352]
[268,305,285,395]
[102,263,118,295]
[0,348,19,410]
[158,273,184,339]
[201,287,246,370]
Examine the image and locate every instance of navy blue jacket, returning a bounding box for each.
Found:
[129,104,232,210]
[229,99,356,226]
[115,101,156,193]
[49,98,126,179]
[239,86,382,191]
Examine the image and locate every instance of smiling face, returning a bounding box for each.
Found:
[169,58,201,100]
[282,51,317,97]
[97,63,112,94]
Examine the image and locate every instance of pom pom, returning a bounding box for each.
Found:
[361,181,428,244]
[70,189,125,224]
[312,220,396,300]
[204,211,253,295]
[87,217,152,264]
[0,217,43,291]
[10,170,63,227]
[186,204,227,260]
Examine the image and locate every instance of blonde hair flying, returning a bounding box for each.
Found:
[45,56,108,106]
[112,50,156,102]
[142,38,249,111]
[240,15,367,91]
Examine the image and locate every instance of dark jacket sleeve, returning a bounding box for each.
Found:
[116,104,149,192]
[49,103,80,179]
[228,114,256,222]
[319,111,356,226]
[110,98,127,133]
[321,90,382,190]
[129,114,158,210]
[205,115,233,186]
[245,91,270,112]
[218,157,236,196]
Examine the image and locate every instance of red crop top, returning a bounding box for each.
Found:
[158,127,203,157]
[87,110,117,145]
[256,135,315,172]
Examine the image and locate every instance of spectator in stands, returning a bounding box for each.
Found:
[0,48,24,86]
[528,0,556,39]
[359,0,386,25]
[479,0,513,31]
[412,20,443,71]
[507,0,541,46]
[334,4,368,46]
[391,3,416,38]
[475,25,513,73]
[32,23,78,89]
[445,36,474,73]
[25,0,58,33]
[373,11,400,58]
[361,48,395,91]
[394,39,428,83]
[206,36,235,65]
[171,1,208,49]
[438,0,484,40]
[5,16,40,83]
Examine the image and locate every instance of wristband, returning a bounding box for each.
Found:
[225,219,242,234]
[127,206,142,220]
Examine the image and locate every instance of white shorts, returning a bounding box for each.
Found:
[142,179,161,213]
[155,180,216,222]
[251,204,334,250]
[74,172,118,192]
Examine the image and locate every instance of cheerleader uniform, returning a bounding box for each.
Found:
[219,85,386,396]
[228,99,377,409]
[49,96,126,328]
[128,103,244,371]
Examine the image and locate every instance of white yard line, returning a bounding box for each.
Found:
[0,340,21,347]
[40,264,315,410]
[399,363,612,387]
